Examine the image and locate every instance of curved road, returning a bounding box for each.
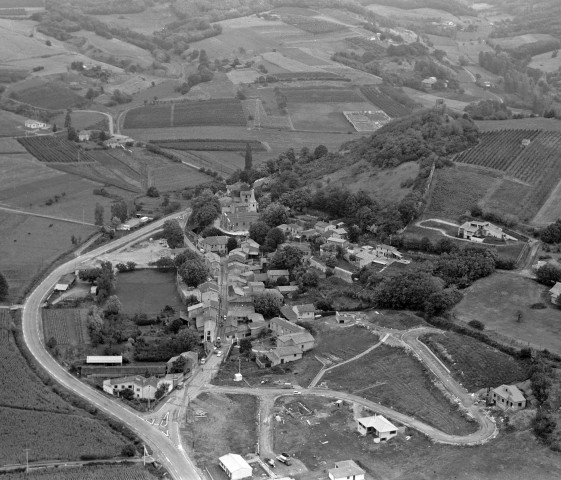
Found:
[22,211,202,480]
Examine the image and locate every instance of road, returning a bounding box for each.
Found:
[21,210,202,480]
[0,204,95,226]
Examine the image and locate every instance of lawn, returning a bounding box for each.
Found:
[323,344,476,435]
[422,331,530,392]
[417,219,459,237]
[115,269,183,315]
[273,394,561,480]
[453,272,561,354]
[183,393,257,467]
[366,311,428,330]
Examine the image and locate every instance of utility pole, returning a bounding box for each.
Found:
[25,448,29,473]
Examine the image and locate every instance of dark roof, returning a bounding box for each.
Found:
[280,305,298,322]
[204,236,229,246]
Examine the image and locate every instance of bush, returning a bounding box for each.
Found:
[468,319,485,330]
[531,303,547,310]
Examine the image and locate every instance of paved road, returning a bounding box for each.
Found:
[0,205,95,226]
[21,210,202,480]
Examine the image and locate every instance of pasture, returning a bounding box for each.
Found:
[0,213,96,301]
[115,270,183,315]
[0,465,159,480]
[323,344,476,435]
[184,393,257,468]
[422,332,530,392]
[529,51,561,73]
[489,33,559,49]
[0,110,31,136]
[9,77,87,110]
[50,111,108,131]
[282,14,347,34]
[454,272,561,354]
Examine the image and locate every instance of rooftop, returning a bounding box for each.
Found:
[219,453,252,473]
[357,414,398,432]
[329,460,365,479]
[493,384,525,403]
[204,236,230,246]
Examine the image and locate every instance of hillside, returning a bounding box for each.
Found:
[491,1,561,39]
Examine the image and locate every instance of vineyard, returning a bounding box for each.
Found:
[0,310,11,344]
[123,104,171,129]
[151,163,211,191]
[0,465,158,480]
[270,71,347,82]
[282,14,347,33]
[360,85,414,118]
[17,136,97,163]
[42,308,89,346]
[151,139,266,152]
[282,87,364,103]
[49,163,142,193]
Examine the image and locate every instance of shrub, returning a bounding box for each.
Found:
[468,319,485,330]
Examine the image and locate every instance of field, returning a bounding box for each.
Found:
[282,87,363,103]
[9,77,87,110]
[77,31,154,68]
[43,308,89,346]
[323,344,476,435]
[0,110,32,136]
[0,152,63,190]
[422,332,530,392]
[366,311,427,330]
[287,102,369,132]
[273,395,561,480]
[0,212,96,301]
[50,111,108,131]
[0,465,159,480]
[123,99,247,129]
[150,139,266,152]
[18,136,100,163]
[360,85,414,118]
[424,164,499,221]
[183,393,257,467]
[115,270,183,315]
[150,161,212,191]
[282,15,347,34]
[476,117,561,132]
[489,33,559,49]
[454,272,561,355]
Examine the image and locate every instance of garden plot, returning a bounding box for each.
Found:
[43,308,89,347]
[261,51,326,72]
[344,110,391,132]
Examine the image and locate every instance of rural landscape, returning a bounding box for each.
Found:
[4,0,561,480]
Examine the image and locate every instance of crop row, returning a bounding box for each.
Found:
[282,87,363,103]
[359,85,412,118]
[43,309,86,346]
[270,71,347,81]
[282,14,347,34]
[18,136,97,163]
[0,465,158,480]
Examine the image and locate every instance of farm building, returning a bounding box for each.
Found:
[276,285,299,296]
[490,385,526,411]
[54,273,76,292]
[117,218,143,231]
[276,330,315,351]
[78,130,92,141]
[357,415,398,441]
[86,355,123,365]
[260,346,303,367]
[328,460,365,480]
[549,282,561,305]
[24,119,48,129]
[102,375,173,400]
[219,453,252,480]
[270,317,306,335]
[267,269,290,282]
[280,304,315,322]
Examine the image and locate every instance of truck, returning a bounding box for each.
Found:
[276,455,292,466]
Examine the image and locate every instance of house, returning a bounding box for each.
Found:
[102,375,172,400]
[328,460,365,480]
[336,312,366,324]
[24,119,48,129]
[221,211,259,233]
[422,76,437,86]
[357,415,398,441]
[219,453,252,480]
[550,282,561,305]
[310,256,328,273]
[374,244,403,259]
[458,221,516,242]
[276,285,299,296]
[327,237,348,249]
[248,281,265,294]
[331,228,348,240]
[490,385,526,411]
[267,269,289,282]
[54,273,76,292]
[283,242,312,260]
[354,251,377,268]
[86,356,122,365]
[204,252,221,278]
[270,317,305,336]
[78,130,92,142]
[266,346,303,366]
[276,330,315,352]
[315,221,335,233]
[199,236,229,255]
[280,304,315,322]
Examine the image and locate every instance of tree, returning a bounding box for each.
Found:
[239,338,253,354]
[105,295,122,315]
[249,221,270,245]
[64,111,71,128]
[314,145,328,159]
[0,272,8,301]
[244,143,253,171]
[260,202,288,227]
[111,200,129,223]
[374,271,443,310]
[85,87,96,100]
[121,388,134,400]
[179,261,209,287]
[264,227,285,252]
[46,336,57,350]
[162,219,184,249]
[52,123,57,132]
[269,245,303,271]
[94,203,104,226]
[227,237,238,253]
[126,261,136,271]
[316,298,333,311]
[67,126,78,142]
[300,271,319,289]
[170,356,187,373]
[121,444,136,457]
[146,186,159,197]
[276,276,288,286]
[201,226,223,238]
[468,319,485,331]
[536,264,561,286]
[254,291,283,318]
[79,268,102,284]
[155,383,169,400]
[279,190,312,212]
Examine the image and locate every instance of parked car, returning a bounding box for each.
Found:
[265,458,275,468]
[200,358,206,365]
[216,351,223,357]
[276,455,291,466]
[293,390,301,395]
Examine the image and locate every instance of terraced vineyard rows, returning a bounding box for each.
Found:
[43,309,88,346]
[17,136,98,163]
[360,85,413,118]
[282,14,347,33]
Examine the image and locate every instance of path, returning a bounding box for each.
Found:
[414,218,473,242]
[0,205,96,226]
[308,333,388,388]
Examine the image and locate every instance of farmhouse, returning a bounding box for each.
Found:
[357,415,398,441]
[336,311,366,324]
[458,221,516,242]
[54,273,76,292]
[270,317,305,335]
[490,385,526,411]
[267,269,289,282]
[102,375,172,400]
[219,453,252,480]
[328,460,365,480]
[24,119,48,129]
[261,346,303,367]
[199,236,229,255]
[280,304,315,322]
[276,330,315,351]
[78,130,92,141]
[549,282,561,305]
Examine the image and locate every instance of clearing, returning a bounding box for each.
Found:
[454,272,561,354]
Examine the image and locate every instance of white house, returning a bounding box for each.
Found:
[219,453,252,480]
[102,375,172,400]
[328,460,365,480]
[357,415,398,441]
[490,385,526,411]
[458,221,516,242]
[25,119,48,129]
[280,304,315,322]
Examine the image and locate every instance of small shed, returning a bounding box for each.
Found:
[328,460,365,480]
[219,453,252,480]
[357,415,398,441]
[54,273,76,292]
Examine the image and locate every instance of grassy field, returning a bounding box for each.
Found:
[78,31,154,68]
[489,33,559,49]
[0,213,96,302]
[422,331,530,392]
[367,311,428,330]
[454,272,561,354]
[283,87,363,103]
[323,344,476,435]
[183,393,257,467]
[50,111,108,131]
[0,465,159,480]
[115,270,183,315]
[288,102,366,132]
[9,77,87,110]
[273,394,561,480]
[0,110,32,136]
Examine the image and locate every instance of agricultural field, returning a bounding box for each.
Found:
[476,117,561,132]
[367,311,427,330]
[150,161,212,191]
[273,396,561,480]
[8,77,87,110]
[282,87,363,103]
[282,14,347,34]
[43,308,89,347]
[422,332,530,392]
[50,111,108,131]
[18,136,98,163]
[488,33,559,49]
[287,102,369,132]
[0,465,159,480]
[424,164,499,221]
[0,212,96,301]
[277,46,331,66]
[0,152,63,191]
[360,85,414,117]
[454,272,561,355]
[151,139,266,152]
[114,270,183,316]
[323,344,477,435]
[183,393,257,468]
[529,51,561,73]
[0,110,32,136]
